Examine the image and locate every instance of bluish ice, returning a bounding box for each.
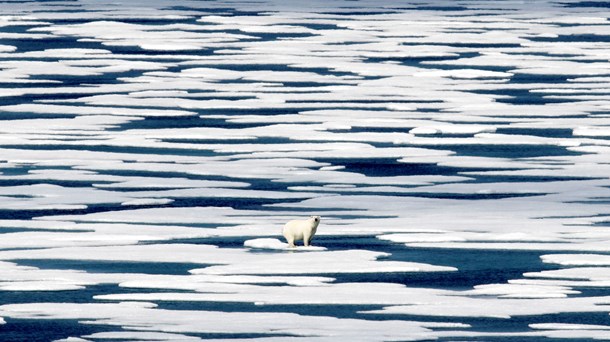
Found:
[2,0,610,341]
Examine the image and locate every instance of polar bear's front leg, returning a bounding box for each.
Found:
[303,232,311,247]
[307,235,314,246]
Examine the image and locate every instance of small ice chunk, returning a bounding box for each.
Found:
[414,69,513,79]
[52,337,90,342]
[379,233,466,244]
[0,281,85,292]
[467,283,578,298]
[573,126,610,137]
[541,254,610,266]
[0,45,15,52]
[83,332,199,341]
[410,127,440,135]
[410,124,495,136]
[121,198,174,206]
[531,323,610,331]
[244,238,326,251]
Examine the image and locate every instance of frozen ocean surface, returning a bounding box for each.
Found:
[2,0,610,340]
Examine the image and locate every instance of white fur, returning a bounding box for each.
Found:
[282,216,320,248]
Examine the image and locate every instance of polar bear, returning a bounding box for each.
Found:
[282,216,320,248]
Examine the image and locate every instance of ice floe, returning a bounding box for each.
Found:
[243,238,326,251]
[541,254,610,266]
[0,302,443,341]
[364,296,610,319]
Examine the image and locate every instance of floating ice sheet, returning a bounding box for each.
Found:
[541,254,610,266]
[243,238,327,251]
[364,295,610,319]
[0,302,440,341]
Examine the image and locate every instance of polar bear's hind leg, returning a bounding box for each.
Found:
[284,234,296,248]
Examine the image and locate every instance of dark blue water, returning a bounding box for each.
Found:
[562,1,610,8]
[0,318,118,342]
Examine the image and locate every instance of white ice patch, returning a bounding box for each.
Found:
[409,124,496,136]
[529,323,610,340]
[524,267,610,282]
[95,178,250,190]
[465,283,579,299]
[531,323,610,331]
[409,127,443,135]
[32,21,255,51]
[83,332,199,341]
[96,283,456,306]
[364,295,610,319]
[121,198,174,206]
[573,126,610,137]
[379,233,467,244]
[541,254,610,266]
[0,104,197,117]
[191,249,457,275]
[414,69,513,79]
[243,238,327,251]
[0,302,440,341]
[0,281,85,292]
[0,44,15,52]
[121,274,335,288]
[0,243,456,276]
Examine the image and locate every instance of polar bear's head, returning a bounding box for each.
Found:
[310,216,321,227]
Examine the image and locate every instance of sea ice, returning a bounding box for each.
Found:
[0,302,440,341]
[243,238,327,251]
[2,0,610,340]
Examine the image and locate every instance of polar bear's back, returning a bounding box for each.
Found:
[282,218,309,240]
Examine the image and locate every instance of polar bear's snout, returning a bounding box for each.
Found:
[282,216,321,248]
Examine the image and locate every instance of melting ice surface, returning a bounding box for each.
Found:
[2,0,610,340]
